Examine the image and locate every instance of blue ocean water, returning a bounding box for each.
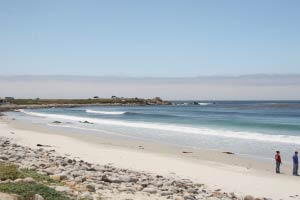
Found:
[9,101,300,162]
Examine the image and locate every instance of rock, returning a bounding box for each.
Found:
[50,175,61,182]
[1,179,13,184]
[142,187,157,194]
[71,171,82,178]
[222,151,235,155]
[0,192,21,200]
[50,173,67,181]
[182,151,193,154]
[13,178,23,183]
[101,175,122,183]
[119,175,138,183]
[54,186,70,193]
[183,195,196,200]
[86,185,96,192]
[244,195,255,200]
[168,186,178,193]
[0,156,8,160]
[23,177,36,183]
[79,121,94,124]
[42,168,55,175]
[209,191,223,198]
[74,176,86,183]
[80,192,93,199]
[67,159,73,164]
[161,191,173,196]
[118,186,136,193]
[34,194,44,200]
[187,188,197,194]
[230,192,237,199]
[36,144,51,147]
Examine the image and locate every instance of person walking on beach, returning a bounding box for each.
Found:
[293,151,298,176]
[275,151,281,173]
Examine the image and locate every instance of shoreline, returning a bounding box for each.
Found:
[1,116,300,199]
[3,114,281,170]
[0,103,169,112]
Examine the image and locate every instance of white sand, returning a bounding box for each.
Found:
[0,117,299,200]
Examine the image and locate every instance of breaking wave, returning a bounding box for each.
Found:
[18,109,300,145]
[86,109,126,115]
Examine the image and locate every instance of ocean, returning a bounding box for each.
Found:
[7,101,300,162]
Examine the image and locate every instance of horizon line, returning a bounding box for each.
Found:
[1,73,300,79]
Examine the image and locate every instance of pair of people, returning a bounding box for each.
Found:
[275,151,298,176]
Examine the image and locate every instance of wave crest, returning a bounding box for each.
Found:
[86,109,126,115]
[19,109,300,145]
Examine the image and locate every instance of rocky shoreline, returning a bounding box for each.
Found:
[0,103,164,113]
[0,97,171,112]
[0,137,269,200]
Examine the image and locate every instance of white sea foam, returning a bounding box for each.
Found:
[19,109,300,145]
[198,102,212,106]
[86,109,126,115]
[177,103,189,106]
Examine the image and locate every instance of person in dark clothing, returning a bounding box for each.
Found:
[275,151,281,173]
[293,151,298,176]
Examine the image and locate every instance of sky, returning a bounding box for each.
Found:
[1,75,300,100]
[0,0,300,77]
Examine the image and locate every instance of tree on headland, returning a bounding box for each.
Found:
[5,97,14,101]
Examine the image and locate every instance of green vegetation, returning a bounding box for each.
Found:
[0,183,70,200]
[0,162,20,181]
[1,96,170,106]
[0,162,58,184]
[0,162,69,200]
[19,169,58,184]
[6,97,148,105]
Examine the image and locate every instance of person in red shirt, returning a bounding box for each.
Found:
[275,151,282,173]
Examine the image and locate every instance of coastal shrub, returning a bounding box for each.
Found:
[20,169,57,184]
[0,162,21,180]
[0,162,58,183]
[0,182,70,200]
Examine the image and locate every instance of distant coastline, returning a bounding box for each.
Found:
[0,97,171,112]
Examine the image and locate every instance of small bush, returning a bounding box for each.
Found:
[0,162,21,180]
[0,162,59,184]
[0,182,70,200]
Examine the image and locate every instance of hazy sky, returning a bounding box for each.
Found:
[1,75,300,100]
[0,0,299,77]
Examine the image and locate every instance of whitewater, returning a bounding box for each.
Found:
[18,109,300,145]
[8,101,300,161]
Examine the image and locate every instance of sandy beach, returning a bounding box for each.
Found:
[0,116,300,200]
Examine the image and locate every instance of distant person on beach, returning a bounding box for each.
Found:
[275,151,281,173]
[293,151,298,176]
